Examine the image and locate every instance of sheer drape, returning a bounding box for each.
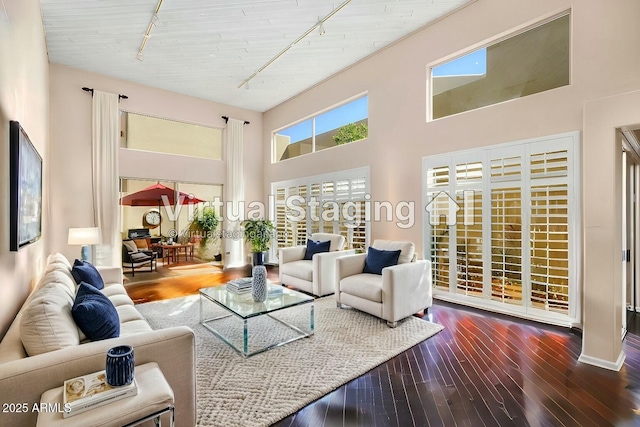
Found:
[92,91,120,266]
[223,118,245,268]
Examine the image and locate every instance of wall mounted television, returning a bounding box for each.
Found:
[9,120,42,251]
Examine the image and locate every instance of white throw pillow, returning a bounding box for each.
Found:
[123,240,138,254]
[20,282,80,356]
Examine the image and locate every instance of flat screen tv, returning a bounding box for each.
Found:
[9,120,42,251]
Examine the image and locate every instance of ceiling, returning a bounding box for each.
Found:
[40,0,472,112]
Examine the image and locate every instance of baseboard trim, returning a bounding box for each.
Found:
[578,350,625,371]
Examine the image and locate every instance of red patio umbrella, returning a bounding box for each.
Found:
[120,183,205,237]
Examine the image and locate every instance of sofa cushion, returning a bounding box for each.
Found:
[20,282,80,356]
[280,260,313,282]
[109,294,135,308]
[37,268,77,298]
[303,239,331,260]
[44,262,76,287]
[372,240,415,264]
[363,247,401,275]
[340,274,383,302]
[72,282,120,341]
[120,319,153,336]
[71,259,105,290]
[46,253,72,270]
[116,304,147,323]
[101,283,130,298]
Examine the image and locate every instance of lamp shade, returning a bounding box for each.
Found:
[68,227,101,245]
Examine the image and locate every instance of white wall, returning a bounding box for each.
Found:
[0,0,50,338]
[262,0,640,367]
[49,64,263,262]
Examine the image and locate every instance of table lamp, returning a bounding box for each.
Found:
[68,227,101,262]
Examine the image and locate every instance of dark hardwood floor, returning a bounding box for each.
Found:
[125,266,640,427]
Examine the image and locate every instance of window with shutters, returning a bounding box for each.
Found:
[423,132,579,326]
[271,168,370,260]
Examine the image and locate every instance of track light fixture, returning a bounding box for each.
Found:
[136,0,164,62]
[238,0,352,89]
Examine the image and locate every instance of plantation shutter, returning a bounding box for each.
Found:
[271,168,370,257]
[425,163,451,291]
[529,147,570,313]
[423,132,579,326]
[455,160,483,298]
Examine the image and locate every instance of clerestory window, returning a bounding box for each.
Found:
[429,12,570,120]
[273,95,368,162]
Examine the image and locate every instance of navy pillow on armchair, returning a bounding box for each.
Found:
[363,246,401,275]
[71,259,105,290]
[303,240,331,260]
[72,282,120,341]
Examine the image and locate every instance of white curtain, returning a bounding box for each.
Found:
[223,118,245,268]
[92,91,120,266]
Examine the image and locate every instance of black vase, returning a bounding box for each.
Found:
[105,345,135,387]
[252,252,265,266]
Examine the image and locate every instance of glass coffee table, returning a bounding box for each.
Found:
[199,283,314,357]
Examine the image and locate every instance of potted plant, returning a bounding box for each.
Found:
[242,218,275,266]
[189,207,221,261]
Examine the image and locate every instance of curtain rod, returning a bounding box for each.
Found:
[82,87,129,100]
[222,116,250,125]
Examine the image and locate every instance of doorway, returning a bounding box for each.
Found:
[622,129,640,339]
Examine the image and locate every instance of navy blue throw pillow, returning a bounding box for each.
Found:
[72,282,120,341]
[71,259,105,290]
[303,240,331,260]
[363,247,401,275]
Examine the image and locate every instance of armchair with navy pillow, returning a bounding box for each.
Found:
[335,240,432,327]
[279,233,356,297]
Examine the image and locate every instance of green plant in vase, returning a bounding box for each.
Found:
[242,219,275,266]
[189,207,221,261]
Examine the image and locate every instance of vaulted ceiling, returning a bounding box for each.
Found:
[40,0,472,112]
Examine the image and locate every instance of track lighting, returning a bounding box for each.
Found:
[136,0,164,63]
[238,0,352,89]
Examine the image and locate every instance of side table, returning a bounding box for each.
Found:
[36,362,174,427]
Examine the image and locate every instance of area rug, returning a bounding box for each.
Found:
[136,295,443,427]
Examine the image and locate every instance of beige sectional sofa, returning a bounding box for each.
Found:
[0,253,196,426]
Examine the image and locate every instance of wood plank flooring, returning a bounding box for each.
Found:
[125,266,640,427]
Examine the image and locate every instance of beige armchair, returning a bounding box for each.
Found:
[336,240,432,327]
[279,233,356,296]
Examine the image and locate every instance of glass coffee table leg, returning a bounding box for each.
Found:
[310,303,315,334]
[243,319,249,356]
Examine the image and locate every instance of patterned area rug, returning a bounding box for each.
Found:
[136,295,443,427]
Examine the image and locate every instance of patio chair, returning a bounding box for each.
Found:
[122,241,157,276]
